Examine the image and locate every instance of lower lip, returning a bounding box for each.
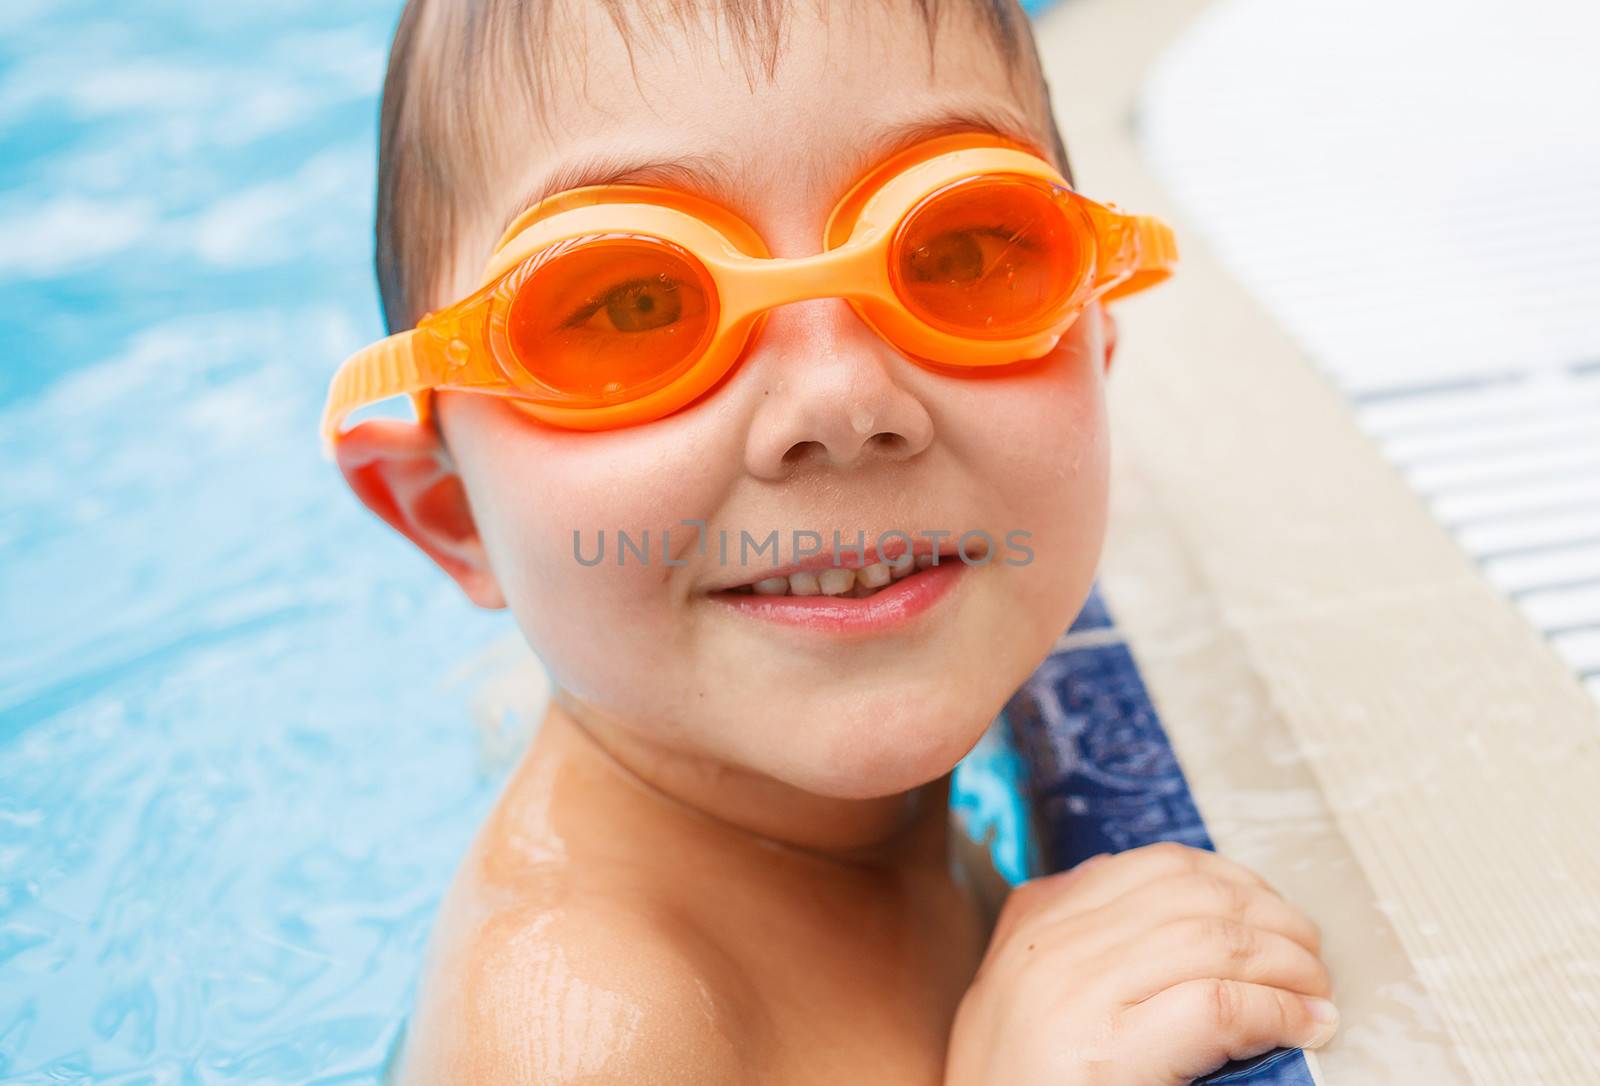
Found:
[706,561,967,635]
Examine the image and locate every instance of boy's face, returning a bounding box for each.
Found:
[386,2,1111,799]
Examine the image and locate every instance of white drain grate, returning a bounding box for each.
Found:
[1139,0,1600,703]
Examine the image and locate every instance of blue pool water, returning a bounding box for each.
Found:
[0,3,1047,1080]
[0,3,519,1080]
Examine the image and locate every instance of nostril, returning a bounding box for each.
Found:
[781,439,828,467]
[868,432,909,456]
[781,432,910,467]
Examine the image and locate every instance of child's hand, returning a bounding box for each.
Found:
[943,842,1337,1085]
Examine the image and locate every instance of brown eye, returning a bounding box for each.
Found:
[506,235,716,405]
[905,230,988,284]
[891,175,1093,340]
[605,277,683,332]
[569,275,686,333]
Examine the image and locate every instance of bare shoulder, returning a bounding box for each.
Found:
[394,891,764,1086]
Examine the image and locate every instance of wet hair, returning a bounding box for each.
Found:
[374,0,1071,333]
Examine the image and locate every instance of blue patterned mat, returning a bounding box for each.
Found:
[1001,587,1315,1085]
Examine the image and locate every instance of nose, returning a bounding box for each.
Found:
[740,298,935,480]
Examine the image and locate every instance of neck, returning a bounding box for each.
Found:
[545,690,955,869]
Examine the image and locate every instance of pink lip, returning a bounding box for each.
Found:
[705,559,966,635]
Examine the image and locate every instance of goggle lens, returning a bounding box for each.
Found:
[889,175,1091,342]
[504,235,718,405]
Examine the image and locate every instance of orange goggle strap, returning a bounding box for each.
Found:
[1100,213,1178,301]
[320,139,1177,451]
[322,333,474,446]
[321,265,519,449]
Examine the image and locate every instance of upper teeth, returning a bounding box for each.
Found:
[745,559,920,598]
[725,538,993,597]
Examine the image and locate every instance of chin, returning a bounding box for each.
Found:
[765,676,1011,801]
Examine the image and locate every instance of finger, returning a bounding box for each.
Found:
[986,871,1322,983]
[1073,842,1281,906]
[1107,869,1323,956]
[1114,979,1339,1084]
[994,842,1283,943]
[1092,916,1332,1006]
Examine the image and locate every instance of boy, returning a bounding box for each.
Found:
[326,0,1338,1080]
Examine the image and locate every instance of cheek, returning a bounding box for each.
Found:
[967,335,1112,636]
[444,398,730,713]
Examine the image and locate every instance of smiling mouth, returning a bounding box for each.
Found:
[709,536,990,600]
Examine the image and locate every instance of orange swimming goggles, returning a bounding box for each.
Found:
[320,132,1176,448]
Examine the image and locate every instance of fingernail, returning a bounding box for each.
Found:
[1300,997,1340,1046]
[1303,996,1338,1022]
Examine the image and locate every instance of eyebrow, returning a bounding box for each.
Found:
[491,102,1051,244]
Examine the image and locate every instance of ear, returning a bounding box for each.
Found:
[334,419,507,609]
[1100,306,1119,375]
